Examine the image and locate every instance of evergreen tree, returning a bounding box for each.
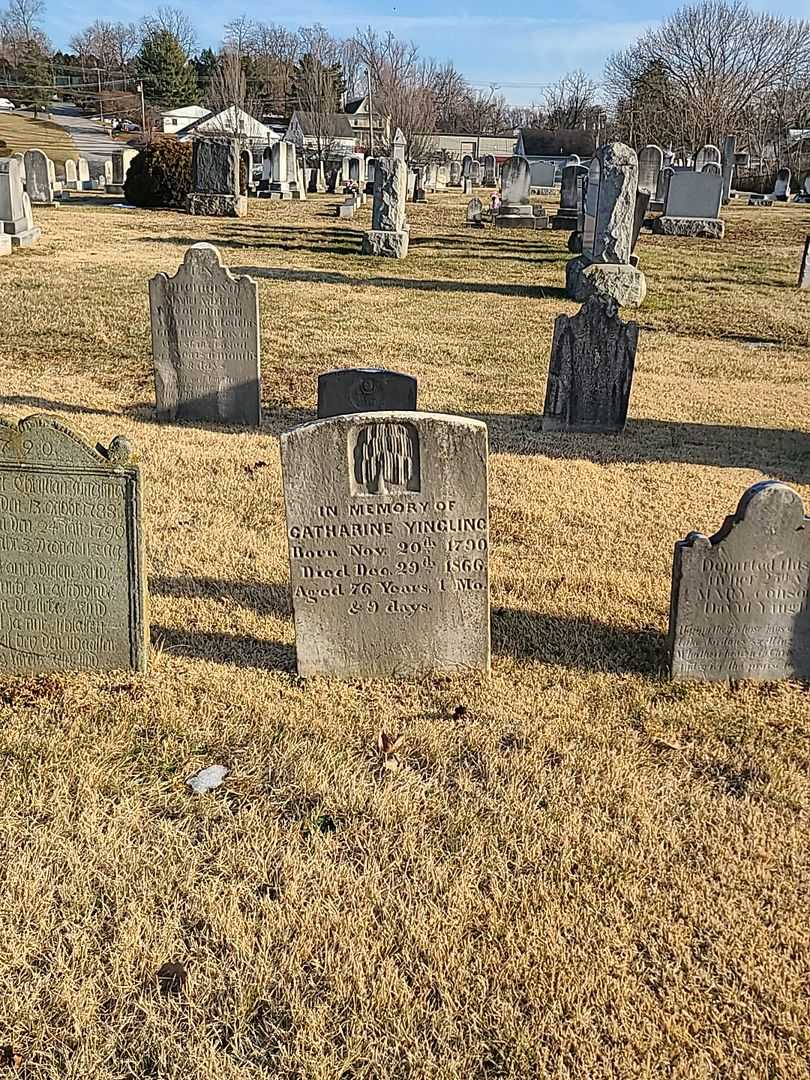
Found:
[290,53,345,114]
[17,44,51,117]
[137,29,197,109]
[191,47,219,89]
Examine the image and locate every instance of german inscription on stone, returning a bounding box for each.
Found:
[0,414,147,673]
[281,411,490,678]
[149,243,261,426]
[669,481,810,682]
[317,368,417,419]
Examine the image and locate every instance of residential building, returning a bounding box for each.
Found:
[177,106,277,150]
[343,95,390,153]
[161,105,209,135]
[287,111,358,160]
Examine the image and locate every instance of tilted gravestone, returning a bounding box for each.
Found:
[0,157,40,249]
[669,482,810,683]
[466,196,483,227]
[149,243,261,426]
[566,142,646,307]
[799,236,810,290]
[0,414,147,673]
[542,295,639,433]
[23,148,57,206]
[186,137,247,217]
[653,170,724,238]
[318,369,417,419]
[281,412,490,678]
[361,157,409,259]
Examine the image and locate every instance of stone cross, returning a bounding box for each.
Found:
[542,294,639,433]
[669,482,810,683]
[149,243,261,425]
[281,411,490,678]
[0,414,147,673]
[317,369,417,418]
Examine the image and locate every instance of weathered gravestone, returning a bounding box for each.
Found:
[799,235,810,290]
[542,295,639,434]
[281,411,490,678]
[794,176,810,203]
[64,159,79,190]
[669,482,810,683]
[720,135,737,202]
[318,369,417,418]
[553,163,588,229]
[482,154,496,186]
[449,161,462,187]
[0,157,40,248]
[773,167,791,201]
[149,243,261,425]
[0,414,147,673]
[638,144,663,197]
[23,149,58,206]
[494,156,541,229]
[361,157,409,259]
[466,196,484,227]
[566,142,646,307]
[108,149,137,195]
[653,169,724,238]
[470,160,482,186]
[694,144,721,172]
[186,137,247,217]
[392,128,407,163]
[531,161,556,189]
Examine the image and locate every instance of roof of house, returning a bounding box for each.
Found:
[178,106,273,142]
[162,105,209,119]
[292,111,355,138]
[519,127,595,157]
[344,95,386,116]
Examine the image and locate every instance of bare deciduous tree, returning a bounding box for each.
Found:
[141,6,196,56]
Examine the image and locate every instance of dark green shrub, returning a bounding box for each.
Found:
[124,139,193,208]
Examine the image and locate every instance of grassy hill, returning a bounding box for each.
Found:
[0,110,77,168]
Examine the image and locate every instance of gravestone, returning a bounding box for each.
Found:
[470,160,482,186]
[553,163,588,229]
[0,414,147,673]
[463,178,473,196]
[12,151,25,181]
[694,144,721,172]
[466,197,484,227]
[794,176,810,203]
[392,128,407,162]
[542,295,639,433]
[186,137,247,217]
[149,243,260,425]
[259,146,272,192]
[632,189,650,252]
[361,157,409,259]
[531,161,556,189]
[436,164,449,189]
[637,145,663,196]
[669,482,810,683]
[281,412,490,678]
[461,154,473,179]
[23,149,57,206]
[799,235,810,290]
[450,161,462,187]
[653,170,724,238]
[64,159,79,190]
[721,134,737,202]
[318,369,417,418]
[102,159,113,186]
[0,157,40,248]
[108,149,137,195]
[773,167,791,201]
[494,155,541,229]
[482,154,496,186]
[701,163,720,175]
[566,142,646,307]
[365,158,377,194]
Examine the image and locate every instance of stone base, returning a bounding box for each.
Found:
[465,221,485,228]
[338,203,355,219]
[0,234,11,256]
[565,256,647,308]
[361,229,409,259]
[552,211,577,230]
[186,193,248,218]
[652,215,725,239]
[493,209,539,229]
[749,199,774,208]
[31,200,60,208]
[10,227,40,248]
[567,231,583,254]
[534,211,550,230]
[106,184,125,195]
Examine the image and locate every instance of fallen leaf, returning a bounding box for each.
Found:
[186,764,229,794]
[156,962,187,995]
[453,705,467,720]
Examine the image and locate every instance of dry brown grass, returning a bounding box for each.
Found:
[0,190,808,1079]
[0,112,78,170]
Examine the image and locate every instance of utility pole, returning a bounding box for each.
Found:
[96,67,103,125]
[366,67,375,156]
[137,82,146,136]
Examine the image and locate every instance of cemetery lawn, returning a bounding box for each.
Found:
[1,191,809,1078]
[0,112,78,169]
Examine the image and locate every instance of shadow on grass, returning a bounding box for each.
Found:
[150,575,290,617]
[122,400,312,436]
[139,227,364,257]
[151,624,295,671]
[0,394,121,418]
[231,264,566,300]
[476,414,810,486]
[492,608,666,675]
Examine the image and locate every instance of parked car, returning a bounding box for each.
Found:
[0,98,15,111]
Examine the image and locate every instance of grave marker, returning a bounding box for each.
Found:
[281,412,490,678]
[149,243,261,426]
[669,482,810,683]
[186,137,247,217]
[0,414,147,673]
[23,149,57,205]
[799,236,810,290]
[318,369,417,418]
[653,170,724,238]
[0,157,40,248]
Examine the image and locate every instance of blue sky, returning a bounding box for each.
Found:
[45,0,810,105]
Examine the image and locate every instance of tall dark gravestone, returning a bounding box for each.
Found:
[669,482,810,683]
[0,414,147,673]
[281,412,490,678]
[542,296,639,433]
[149,244,261,426]
[799,235,810,290]
[317,369,417,419]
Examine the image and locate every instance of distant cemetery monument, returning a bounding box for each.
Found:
[566,142,646,308]
[186,137,247,217]
[317,369,417,419]
[149,243,261,426]
[653,170,725,238]
[281,411,490,678]
[494,156,546,229]
[361,156,410,258]
[0,414,147,673]
[24,149,59,206]
[0,157,40,250]
[669,482,810,683]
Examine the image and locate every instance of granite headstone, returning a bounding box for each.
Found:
[318,369,417,418]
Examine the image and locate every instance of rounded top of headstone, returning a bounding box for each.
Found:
[107,435,135,466]
[735,481,806,534]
